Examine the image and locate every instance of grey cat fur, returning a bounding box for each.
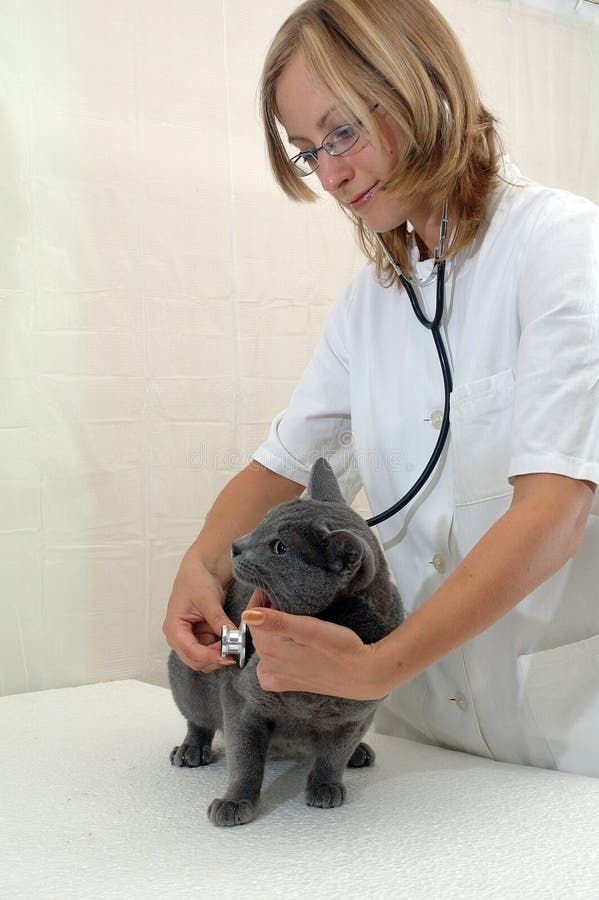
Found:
[168,457,405,827]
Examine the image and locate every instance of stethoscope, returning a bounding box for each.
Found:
[221,203,453,666]
[366,201,453,527]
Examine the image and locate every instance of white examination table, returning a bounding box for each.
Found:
[1,679,598,899]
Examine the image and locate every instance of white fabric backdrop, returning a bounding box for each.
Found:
[1,0,598,695]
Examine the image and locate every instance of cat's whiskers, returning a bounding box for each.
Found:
[234,564,282,611]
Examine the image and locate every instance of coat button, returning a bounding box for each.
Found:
[454,692,469,711]
[432,553,446,574]
[430,409,444,430]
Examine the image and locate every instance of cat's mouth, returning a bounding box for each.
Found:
[246,587,281,611]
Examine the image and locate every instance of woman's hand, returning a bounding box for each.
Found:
[163,551,237,672]
[163,464,305,672]
[242,601,389,701]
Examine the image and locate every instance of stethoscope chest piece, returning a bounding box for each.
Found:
[221,621,250,668]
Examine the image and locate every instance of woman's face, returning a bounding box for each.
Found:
[275,52,413,234]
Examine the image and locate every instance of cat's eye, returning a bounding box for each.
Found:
[271,539,288,555]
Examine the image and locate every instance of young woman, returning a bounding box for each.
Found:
[164,0,599,776]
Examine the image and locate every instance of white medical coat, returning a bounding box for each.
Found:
[253,163,599,776]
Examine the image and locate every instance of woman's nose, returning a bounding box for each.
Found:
[317,152,353,193]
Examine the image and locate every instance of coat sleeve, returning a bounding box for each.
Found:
[509,189,599,513]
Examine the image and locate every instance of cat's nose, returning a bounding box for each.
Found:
[231,532,251,558]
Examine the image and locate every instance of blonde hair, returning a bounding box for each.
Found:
[260,0,501,285]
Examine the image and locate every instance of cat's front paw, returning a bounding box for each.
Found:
[170,742,213,767]
[305,781,346,809]
[208,798,257,827]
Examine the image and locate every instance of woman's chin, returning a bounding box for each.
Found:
[355,208,407,234]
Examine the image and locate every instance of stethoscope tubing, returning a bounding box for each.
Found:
[366,261,453,527]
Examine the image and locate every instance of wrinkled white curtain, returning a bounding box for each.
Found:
[1,0,597,695]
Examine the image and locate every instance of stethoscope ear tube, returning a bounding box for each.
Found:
[365,261,452,527]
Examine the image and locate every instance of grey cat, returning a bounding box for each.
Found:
[168,457,405,827]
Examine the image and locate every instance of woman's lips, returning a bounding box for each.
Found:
[349,184,377,211]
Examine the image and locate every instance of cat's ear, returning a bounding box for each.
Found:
[325,529,376,590]
[307,458,344,503]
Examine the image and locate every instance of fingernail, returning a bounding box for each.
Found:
[219,658,237,666]
[242,609,264,625]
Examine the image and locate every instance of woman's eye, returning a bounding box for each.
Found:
[271,539,288,555]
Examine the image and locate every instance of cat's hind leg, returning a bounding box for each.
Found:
[170,721,215,767]
[347,741,376,768]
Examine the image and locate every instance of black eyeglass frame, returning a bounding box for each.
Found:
[288,103,380,177]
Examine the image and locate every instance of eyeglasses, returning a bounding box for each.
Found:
[289,103,379,177]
